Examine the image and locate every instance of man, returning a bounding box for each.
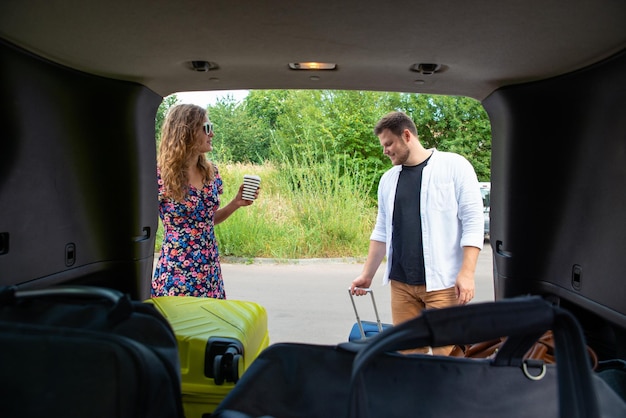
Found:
[350,111,484,355]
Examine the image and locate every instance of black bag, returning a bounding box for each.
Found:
[596,359,626,403]
[0,286,184,418]
[214,296,626,418]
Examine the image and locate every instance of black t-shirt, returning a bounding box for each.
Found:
[390,157,430,285]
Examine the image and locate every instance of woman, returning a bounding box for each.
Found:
[152,104,257,298]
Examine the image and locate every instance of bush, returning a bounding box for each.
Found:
[154,160,376,260]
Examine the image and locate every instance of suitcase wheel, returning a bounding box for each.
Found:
[213,347,242,385]
[205,337,244,385]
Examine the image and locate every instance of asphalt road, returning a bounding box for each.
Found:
[218,241,494,346]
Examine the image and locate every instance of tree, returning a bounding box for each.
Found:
[155,94,179,148]
[196,89,492,188]
[401,94,491,180]
[208,93,274,163]
[316,90,401,186]
[244,90,290,130]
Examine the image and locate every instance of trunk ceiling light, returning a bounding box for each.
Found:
[289,62,337,70]
[189,60,219,72]
[410,63,443,75]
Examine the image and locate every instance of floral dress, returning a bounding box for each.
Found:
[152,167,226,298]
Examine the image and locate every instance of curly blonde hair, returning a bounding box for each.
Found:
[157,104,215,202]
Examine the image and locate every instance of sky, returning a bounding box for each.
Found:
[171,90,249,108]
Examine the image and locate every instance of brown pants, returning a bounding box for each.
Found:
[390,280,458,356]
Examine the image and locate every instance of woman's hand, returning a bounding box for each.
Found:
[214,184,260,225]
[235,183,260,207]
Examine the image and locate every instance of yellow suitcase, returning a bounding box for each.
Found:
[146,296,270,417]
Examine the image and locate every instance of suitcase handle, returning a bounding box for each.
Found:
[348,296,600,418]
[348,288,384,339]
[1,285,133,324]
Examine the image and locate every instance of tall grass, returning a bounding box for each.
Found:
[154,156,378,260]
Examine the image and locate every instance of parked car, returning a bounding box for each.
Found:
[1,0,625,386]
[480,182,491,240]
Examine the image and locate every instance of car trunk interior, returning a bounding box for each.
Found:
[1,12,625,364]
[0,39,161,298]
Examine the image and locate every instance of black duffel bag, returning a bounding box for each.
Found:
[0,285,184,418]
[214,296,626,418]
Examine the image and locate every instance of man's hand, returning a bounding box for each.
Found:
[350,240,386,295]
[455,245,480,304]
[350,275,373,295]
[455,270,475,305]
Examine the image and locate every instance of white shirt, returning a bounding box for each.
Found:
[371,149,484,291]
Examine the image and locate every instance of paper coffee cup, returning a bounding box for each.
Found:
[242,174,261,200]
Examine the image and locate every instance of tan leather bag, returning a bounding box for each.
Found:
[450,330,599,370]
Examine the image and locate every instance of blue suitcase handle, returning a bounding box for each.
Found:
[348,288,387,340]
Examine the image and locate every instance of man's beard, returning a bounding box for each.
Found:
[391,143,410,165]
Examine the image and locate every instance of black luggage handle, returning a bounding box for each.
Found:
[0,285,133,324]
[348,296,600,418]
[12,286,122,304]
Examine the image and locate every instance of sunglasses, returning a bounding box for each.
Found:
[203,122,214,135]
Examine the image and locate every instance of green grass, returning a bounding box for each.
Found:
[154,157,377,259]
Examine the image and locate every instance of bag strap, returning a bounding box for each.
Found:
[1,285,133,325]
[492,332,545,366]
[348,296,599,418]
